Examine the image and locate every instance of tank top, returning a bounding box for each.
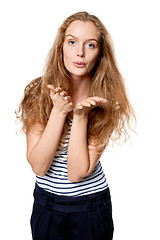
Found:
[36,119,108,197]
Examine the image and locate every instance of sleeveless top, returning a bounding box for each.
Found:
[36,119,108,197]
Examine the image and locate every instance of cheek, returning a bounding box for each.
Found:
[88,48,99,60]
[63,45,70,68]
[88,52,99,68]
[63,45,74,64]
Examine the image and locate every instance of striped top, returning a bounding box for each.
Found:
[36,120,108,197]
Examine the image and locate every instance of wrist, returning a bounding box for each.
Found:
[73,111,88,121]
[51,108,67,119]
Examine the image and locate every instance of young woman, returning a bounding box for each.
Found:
[16,11,135,240]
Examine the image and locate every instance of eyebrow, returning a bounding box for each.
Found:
[65,34,99,42]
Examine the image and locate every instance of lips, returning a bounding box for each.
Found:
[73,61,86,68]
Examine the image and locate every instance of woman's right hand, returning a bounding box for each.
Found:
[47,85,73,115]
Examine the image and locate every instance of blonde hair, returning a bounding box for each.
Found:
[16,11,136,152]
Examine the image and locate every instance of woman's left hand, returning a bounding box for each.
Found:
[73,97,108,116]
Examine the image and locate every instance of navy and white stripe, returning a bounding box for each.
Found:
[36,120,108,197]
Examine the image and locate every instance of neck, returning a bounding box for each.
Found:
[69,75,91,105]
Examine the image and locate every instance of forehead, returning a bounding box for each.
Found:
[65,20,100,40]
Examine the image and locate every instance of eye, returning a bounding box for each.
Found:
[86,43,94,48]
[69,40,76,46]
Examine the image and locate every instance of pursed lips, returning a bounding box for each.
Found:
[73,61,86,68]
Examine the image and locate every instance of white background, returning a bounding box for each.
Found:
[0,0,160,239]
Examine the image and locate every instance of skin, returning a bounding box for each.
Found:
[63,20,100,82]
[27,20,107,182]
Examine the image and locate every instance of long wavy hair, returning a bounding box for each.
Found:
[16,11,136,152]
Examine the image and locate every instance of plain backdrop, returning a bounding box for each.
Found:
[0,0,160,239]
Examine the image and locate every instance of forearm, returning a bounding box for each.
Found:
[67,113,90,182]
[28,108,66,176]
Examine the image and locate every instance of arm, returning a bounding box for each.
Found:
[67,97,107,182]
[27,86,73,177]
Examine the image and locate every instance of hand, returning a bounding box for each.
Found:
[73,97,108,116]
[47,85,73,115]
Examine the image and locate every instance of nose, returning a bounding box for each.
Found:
[77,44,85,57]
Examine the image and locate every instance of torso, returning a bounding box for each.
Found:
[36,120,109,197]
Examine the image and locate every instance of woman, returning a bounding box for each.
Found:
[16,11,135,240]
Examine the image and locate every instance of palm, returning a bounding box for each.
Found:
[74,97,107,115]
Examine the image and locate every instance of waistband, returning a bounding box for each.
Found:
[33,184,111,213]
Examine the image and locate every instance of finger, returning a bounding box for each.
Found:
[85,102,92,107]
[98,101,108,107]
[89,97,107,102]
[100,98,107,103]
[86,99,96,106]
[81,99,95,107]
[47,85,55,92]
[81,102,91,107]
[55,87,62,93]
[75,103,83,109]
[95,99,107,105]
[64,96,71,102]
[95,99,108,105]
[91,100,96,105]
[60,91,68,96]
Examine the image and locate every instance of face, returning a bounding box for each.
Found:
[63,20,100,80]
